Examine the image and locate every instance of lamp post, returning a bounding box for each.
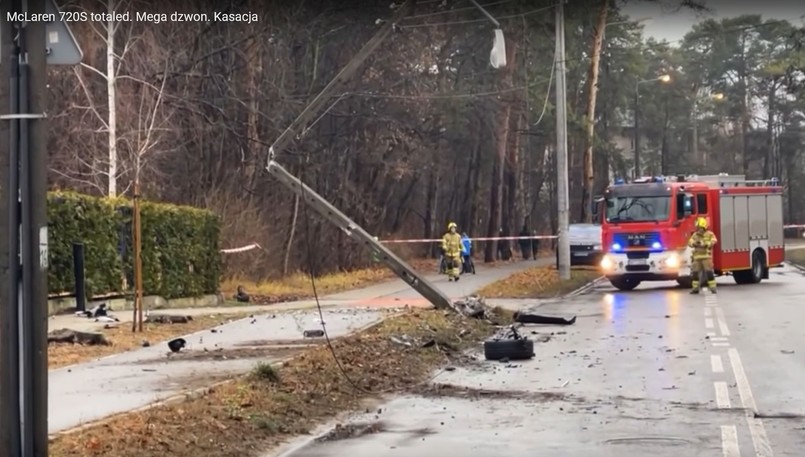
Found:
[633,74,671,178]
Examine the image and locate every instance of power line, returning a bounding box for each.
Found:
[399,3,556,28]
[404,0,519,19]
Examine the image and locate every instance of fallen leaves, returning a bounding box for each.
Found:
[476,267,601,299]
[48,313,251,369]
[48,308,507,457]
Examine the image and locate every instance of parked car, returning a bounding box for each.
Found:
[556,223,603,266]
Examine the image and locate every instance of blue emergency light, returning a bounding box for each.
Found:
[651,241,662,250]
[611,243,622,251]
[613,178,625,185]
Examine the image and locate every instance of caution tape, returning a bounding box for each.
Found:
[380,235,558,244]
[220,243,262,254]
[784,224,805,229]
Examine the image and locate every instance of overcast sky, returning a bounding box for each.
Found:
[619,0,805,44]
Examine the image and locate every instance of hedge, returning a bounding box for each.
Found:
[47,191,221,299]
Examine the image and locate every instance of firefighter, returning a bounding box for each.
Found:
[442,222,463,281]
[688,216,718,294]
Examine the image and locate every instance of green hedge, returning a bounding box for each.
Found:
[47,191,221,299]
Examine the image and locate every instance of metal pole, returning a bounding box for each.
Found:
[18,19,36,455]
[633,82,640,178]
[73,243,86,313]
[692,98,699,167]
[555,0,570,280]
[22,1,49,453]
[468,0,501,27]
[0,4,22,454]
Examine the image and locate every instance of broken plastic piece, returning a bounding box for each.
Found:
[303,329,325,338]
[513,312,577,326]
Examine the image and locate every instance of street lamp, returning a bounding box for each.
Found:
[633,74,671,177]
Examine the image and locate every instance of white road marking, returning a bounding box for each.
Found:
[728,348,774,457]
[705,307,713,317]
[711,355,725,374]
[715,307,731,336]
[713,342,731,347]
[705,318,715,329]
[707,331,717,337]
[706,302,718,307]
[710,337,729,342]
[715,382,731,408]
[721,425,741,457]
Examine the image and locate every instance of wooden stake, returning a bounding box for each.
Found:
[132,179,144,332]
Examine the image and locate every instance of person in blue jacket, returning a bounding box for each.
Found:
[460,232,475,274]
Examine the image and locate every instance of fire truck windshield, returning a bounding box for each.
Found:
[605,196,671,223]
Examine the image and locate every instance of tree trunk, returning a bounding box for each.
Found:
[106,0,118,197]
[484,38,517,262]
[580,0,609,223]
[485,104,511,263]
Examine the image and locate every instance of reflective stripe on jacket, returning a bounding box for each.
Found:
[688,230,717,260]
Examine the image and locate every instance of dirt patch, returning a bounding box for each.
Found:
[476,267,601,299]
[49,308,511,457]
[413,382,570,402]
[48,313,252,369]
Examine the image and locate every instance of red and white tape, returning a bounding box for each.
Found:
[380,235,558,244]
[785,224,805,229]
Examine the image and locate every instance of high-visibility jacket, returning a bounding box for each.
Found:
[442,232,463,257]
[688,229,717,260]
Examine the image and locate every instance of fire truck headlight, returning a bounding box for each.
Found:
[600,255,614,270]
[593,244,602,251]
[664,253,680,268]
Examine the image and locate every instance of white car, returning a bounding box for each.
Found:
[556,223,603,266]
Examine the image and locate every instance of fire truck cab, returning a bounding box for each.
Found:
[597,174,785,291]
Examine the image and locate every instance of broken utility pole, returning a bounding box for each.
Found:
[266,161,452,310]
[264,0,454,311]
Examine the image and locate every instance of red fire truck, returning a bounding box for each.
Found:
[597,174,786,291]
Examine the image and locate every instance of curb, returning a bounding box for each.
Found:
[565,276,606,298]
[784,261,805,272]
[48,310,405,441]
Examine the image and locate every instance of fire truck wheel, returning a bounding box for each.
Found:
[735,250,766,285]
[609,276,640,291]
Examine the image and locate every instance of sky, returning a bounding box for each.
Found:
[620,0,805,44]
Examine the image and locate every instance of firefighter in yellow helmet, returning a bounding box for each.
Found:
[442,222,463,281]
[688,216,718,294]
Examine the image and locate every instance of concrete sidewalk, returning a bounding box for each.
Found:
[50,258,549,333]
[49,257,546,435]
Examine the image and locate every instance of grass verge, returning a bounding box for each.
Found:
[476,266,602,299]
[48,313,250,369]
[786,248,805,268]
[49,308,511,457]
[220,259,438,305]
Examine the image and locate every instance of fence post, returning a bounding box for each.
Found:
[73,242,86,313]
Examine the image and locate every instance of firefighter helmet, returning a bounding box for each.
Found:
[447,222,457,230]
[695,217,708,229]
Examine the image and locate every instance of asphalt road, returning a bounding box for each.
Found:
[48,259,541,435]
[273,264,805,457]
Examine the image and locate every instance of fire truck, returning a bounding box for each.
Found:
[597,174,785,291]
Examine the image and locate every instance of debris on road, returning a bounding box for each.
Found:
[145,314,194,324]
[451,295,487,318]
[484,326,535,361]
[167,337,187,353]
[47,328,110,346]
[513,311,577,326]
[303,329,325,338]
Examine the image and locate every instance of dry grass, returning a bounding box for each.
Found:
[48,313,251,369]
[49,308,510,457]
[476,266,602,299]
[220,259,439,305]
